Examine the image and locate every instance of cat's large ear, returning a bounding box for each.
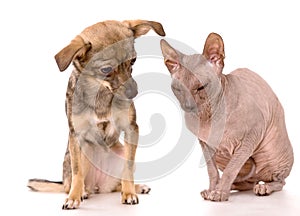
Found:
[160,39,182,74]
[202,33,225,74]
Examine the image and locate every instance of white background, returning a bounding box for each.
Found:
[1,0,299,215]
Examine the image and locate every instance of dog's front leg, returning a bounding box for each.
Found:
[199,140,220,200]
[62,133,85,209]
[121,122,139,205]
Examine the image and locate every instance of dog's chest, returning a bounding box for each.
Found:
[96,119,119,142]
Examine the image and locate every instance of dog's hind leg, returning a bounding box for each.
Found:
[62,143,72,194]
[135,184,151,194]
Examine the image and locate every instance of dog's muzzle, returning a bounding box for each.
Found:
[124,78,138,99]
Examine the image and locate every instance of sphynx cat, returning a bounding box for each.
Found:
[160,33,293,201]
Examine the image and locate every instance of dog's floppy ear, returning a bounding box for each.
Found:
[160,39,181,74]
[55,35,91,72]
[202,33,225,73]
[123,20,166,38]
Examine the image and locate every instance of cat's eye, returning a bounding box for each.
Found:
[197,86,205,91]
[196,83,208,92]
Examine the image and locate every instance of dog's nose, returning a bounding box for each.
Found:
[126,88,138,99]
[124,79,138,99]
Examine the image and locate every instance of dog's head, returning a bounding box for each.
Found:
[160,33,225,114]
[55,20,165,100]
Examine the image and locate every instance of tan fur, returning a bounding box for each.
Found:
[160,33,293,202]
[27,179,64,192]
[28,20,165,209]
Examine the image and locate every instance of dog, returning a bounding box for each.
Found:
[28,20,165,209]
[160,33,293,201]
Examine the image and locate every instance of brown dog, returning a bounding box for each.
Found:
[160,33,293,201]
[28,20,165,209]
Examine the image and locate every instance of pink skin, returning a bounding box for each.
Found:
[160,34,293,201]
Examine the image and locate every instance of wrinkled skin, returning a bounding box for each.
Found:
[160,33,293,202]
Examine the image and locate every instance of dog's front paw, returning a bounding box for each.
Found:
[62,193,85,210]
[121,192,139,205]
[208,190,230,202]
[62,198,81,210]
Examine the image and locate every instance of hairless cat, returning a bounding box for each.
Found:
[160,33,293,201]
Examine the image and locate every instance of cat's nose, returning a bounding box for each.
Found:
[182,100,197,113]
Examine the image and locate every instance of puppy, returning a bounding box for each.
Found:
[28,20,165,209]
[160,33,293,201]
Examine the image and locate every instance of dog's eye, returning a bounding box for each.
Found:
[101,66,113,74]
[130,58,136,66]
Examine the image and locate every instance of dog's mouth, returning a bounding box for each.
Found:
[120,78,138,99]
[96,79,138,101]
[109,80,138,100]
[124,87,138,99]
